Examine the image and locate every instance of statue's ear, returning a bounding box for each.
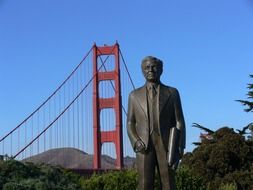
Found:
[159,66,163,76]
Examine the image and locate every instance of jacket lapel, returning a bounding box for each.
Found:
[159,84,171,114]
[135,84,171,119]
[136,86,148,120]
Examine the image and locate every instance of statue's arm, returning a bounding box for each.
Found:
[173,89,186,156]
[127,93,139,150]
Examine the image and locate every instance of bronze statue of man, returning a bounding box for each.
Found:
[127,56,186,190]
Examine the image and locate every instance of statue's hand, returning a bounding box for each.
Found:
[134,139,146,153]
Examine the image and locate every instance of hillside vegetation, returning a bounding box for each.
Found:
[0,159,81,190]
[0,159,204,190]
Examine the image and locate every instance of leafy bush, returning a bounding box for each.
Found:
[0,159,81,190]
[219,183,237,190]
[80,170,137,190]
[81,167,205,190]
[3,182,28,190]
[176,166,206,190]
[181,127,253,189]
[0,157,239,190]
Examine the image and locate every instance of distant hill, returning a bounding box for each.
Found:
[23,148,135,169]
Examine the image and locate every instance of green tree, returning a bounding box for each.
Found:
[218,183,237,190]
[237,74,253,112]
[0,159,82,190]
[181,127,253,190]
[176,166,206,190]
[80,170,137,190]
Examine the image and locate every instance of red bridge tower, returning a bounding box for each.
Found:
[92,43,124,169]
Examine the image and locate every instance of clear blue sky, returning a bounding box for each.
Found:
[0,0,252,153]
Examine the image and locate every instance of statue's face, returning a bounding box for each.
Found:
[142,60,163,83]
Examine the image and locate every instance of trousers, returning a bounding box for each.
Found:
[136,131,176,190]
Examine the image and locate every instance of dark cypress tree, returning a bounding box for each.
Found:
[237,74,253,112]
[181,127,253,190]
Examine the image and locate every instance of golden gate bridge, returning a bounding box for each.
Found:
[0,42,135,171]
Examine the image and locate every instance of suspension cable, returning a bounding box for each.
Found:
[14,45,115,158]
[119,49,136,90]
[0,46,93,143]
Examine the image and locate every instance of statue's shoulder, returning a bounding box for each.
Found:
[160,83,178,94]
[129,86,145,97]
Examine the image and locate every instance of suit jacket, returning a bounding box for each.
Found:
[127,83,185,154]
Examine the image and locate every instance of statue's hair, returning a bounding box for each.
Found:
[141,56,163,68]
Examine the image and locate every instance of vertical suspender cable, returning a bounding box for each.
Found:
[76,69,80,164]
[18,127,20,159]
[37,111,39,154]
[80,63,84,152]
[54,96,57,149]
[43,105,46,152]
[10,133,12,157]
[2,140,4,157]
[31,115,33,157]
[63,85,66,148]
[56,95,58,148]
[59,91,61,148]
[72,74,75,148]
[25,121,27,158]
[68,81,71,148]
[0,47,93,160]
[49,100,52,150]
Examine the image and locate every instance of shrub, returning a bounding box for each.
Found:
[0,159,81,190]
[219,183,237,190]
[181,127,253,189]
[80,170,137,190]
[81,167,206,190]
[176,166,206,190]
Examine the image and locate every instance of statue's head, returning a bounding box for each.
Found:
[141,56,163,83]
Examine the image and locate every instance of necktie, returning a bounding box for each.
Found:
[149,85,157,100]
[148,85,159,134]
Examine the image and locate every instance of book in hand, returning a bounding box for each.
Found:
[168,127,180,167]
